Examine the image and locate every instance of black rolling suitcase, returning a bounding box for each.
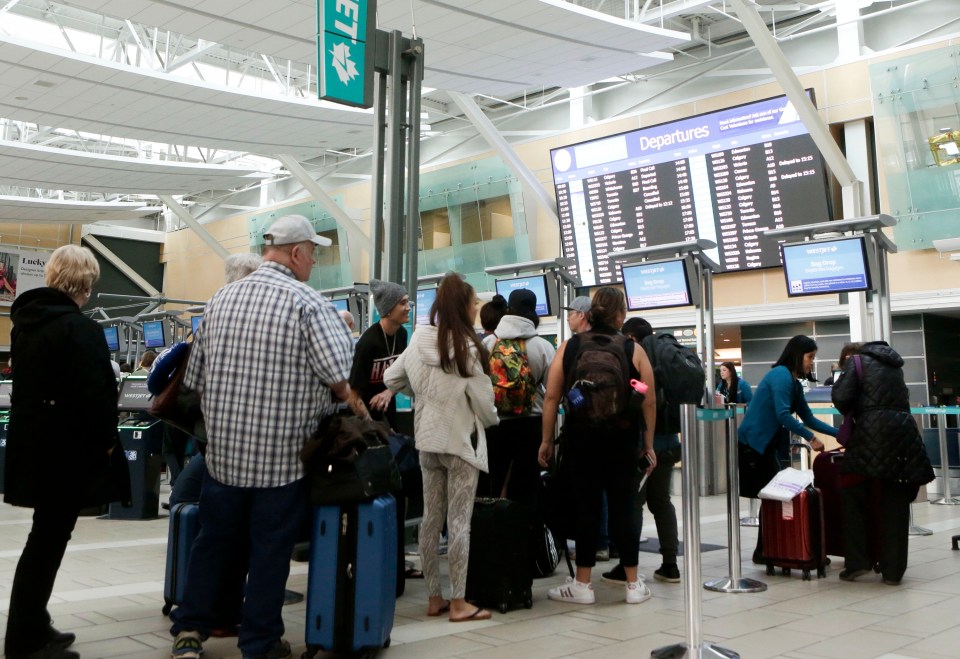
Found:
[163,502,200,615]
[465,496,534,613]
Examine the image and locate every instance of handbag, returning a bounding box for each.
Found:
[301,415,402,505]
[836,355,863,447]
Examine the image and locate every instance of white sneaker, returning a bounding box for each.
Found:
[625,578,652,604]
[548,577,595,604]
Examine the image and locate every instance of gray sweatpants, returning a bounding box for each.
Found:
[419,452,480,600]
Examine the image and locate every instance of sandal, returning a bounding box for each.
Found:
[450,607,491,622]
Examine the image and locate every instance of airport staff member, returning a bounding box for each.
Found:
[169,215,354,659]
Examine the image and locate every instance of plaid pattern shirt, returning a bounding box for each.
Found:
[183,261,352,488]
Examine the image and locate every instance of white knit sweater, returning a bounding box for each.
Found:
[383,325,498,472]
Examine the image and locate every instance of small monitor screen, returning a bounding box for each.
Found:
[142,320,166,349]
[781,236,872,297]
[621,259,694,311]
[331,298,349,312]
[103,326,120,352]
[494,274,552,317]
[0,381,11,408]
[117,376,152,411]
[416,288,437,325]
[190,316,202,335]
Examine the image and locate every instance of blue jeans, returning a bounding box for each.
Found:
[170,472,307,655]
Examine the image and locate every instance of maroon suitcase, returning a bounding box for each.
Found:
[760,485,828,580]
[812,450,881,566]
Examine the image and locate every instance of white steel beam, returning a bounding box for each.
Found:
[82,234,161,296]
[158,194,230,259]
[448,91,560,225]
[728,0,861,214]
[166,40,218,73]
[275,154,370,253]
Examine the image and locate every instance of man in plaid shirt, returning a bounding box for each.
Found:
[170,215,353,659]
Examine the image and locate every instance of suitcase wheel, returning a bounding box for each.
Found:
[802,569,811,581]
[384,637,391,648]
[499,602,509,614]
[817,567,827,579]
[524,596,533,609]
[781,568,790,577]
[765,564,775,576]
[162,601,172,616]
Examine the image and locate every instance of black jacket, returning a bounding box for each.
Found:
[3,287,124,508]
[832,341,934,485]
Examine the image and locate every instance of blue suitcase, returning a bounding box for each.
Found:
[304,495,397,656]
[163,502,200,615]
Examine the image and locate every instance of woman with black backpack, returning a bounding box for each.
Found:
[537,287,656,605]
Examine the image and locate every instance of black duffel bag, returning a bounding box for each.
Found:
[301,415,402,505]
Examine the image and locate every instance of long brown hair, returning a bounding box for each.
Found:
[430,273,489,376]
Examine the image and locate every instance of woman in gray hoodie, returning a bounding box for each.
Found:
[481,288,556,504]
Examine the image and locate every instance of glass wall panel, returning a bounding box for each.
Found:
[870,45,960,249]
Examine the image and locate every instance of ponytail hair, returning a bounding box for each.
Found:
[430,273,489,376]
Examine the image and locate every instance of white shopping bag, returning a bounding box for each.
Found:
[758,467,814,502]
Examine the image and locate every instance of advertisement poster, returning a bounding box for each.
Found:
[0,249,50,306]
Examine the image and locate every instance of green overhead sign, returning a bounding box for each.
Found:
[317,0,376,108]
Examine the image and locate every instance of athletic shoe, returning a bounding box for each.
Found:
[547,577,595,604]
[625,578,653,604]
[595,548,610,561]
[600,564,646,584]
[654,563,681,583]
[171,630,203,659]
[601,564,627,584]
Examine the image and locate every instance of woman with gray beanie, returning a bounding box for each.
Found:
[348,278,410,426]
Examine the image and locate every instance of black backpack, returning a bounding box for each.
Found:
[641,333,705,429]
[563,332,633,426]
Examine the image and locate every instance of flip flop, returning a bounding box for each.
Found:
[450,607,491,622]
[426,601,450,617]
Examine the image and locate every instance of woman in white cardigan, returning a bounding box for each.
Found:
[384,273,499,622]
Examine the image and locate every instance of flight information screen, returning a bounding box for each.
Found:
[550,92,833,286]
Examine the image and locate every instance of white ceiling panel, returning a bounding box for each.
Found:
[0,195,161,224]
[0,34,375,157]
[0,140,270,195]
[58,0,688,97]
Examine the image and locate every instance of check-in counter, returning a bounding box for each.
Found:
[109,377,164,519]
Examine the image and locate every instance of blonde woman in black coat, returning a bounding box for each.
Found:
[832,341,934,585]
[4,245,126,659]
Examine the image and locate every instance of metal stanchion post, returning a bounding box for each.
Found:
[931,411,960,505]
[652,405,738,659]
[705,405,766,594]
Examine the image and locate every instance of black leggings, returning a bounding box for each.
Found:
[567,426,641,568]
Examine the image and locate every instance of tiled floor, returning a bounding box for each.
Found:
[1,482,959,659]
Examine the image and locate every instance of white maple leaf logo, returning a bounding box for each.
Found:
[330,42,360,84]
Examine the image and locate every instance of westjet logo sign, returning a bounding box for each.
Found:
[318,0,376,108]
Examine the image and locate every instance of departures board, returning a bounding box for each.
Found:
[550,93,833,286]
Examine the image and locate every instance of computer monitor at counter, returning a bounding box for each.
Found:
[117,377,152,411]
[142,320,167,349]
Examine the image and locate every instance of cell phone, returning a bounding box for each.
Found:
[638,454,653,471]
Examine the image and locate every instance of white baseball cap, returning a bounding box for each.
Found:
[262,215,332,247]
